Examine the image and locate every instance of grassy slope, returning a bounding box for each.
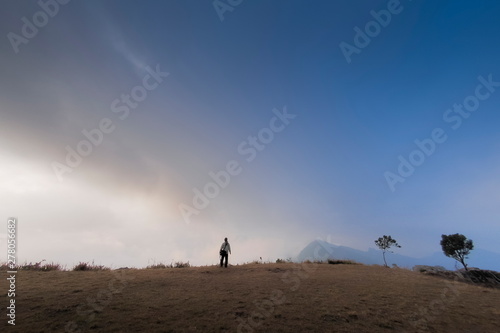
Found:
[2,263,500,332]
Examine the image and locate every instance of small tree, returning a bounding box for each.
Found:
[440,233,473,271]
[374,235,401,267]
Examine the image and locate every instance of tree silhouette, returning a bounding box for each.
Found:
[374,235,401,267]
[440,233,474,271]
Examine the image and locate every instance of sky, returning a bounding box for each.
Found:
[1,0,500,269]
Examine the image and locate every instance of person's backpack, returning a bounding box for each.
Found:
[220,242,228,255]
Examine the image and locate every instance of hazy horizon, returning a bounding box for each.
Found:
[2,0,500,269]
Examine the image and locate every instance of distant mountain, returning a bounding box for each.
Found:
[295,240,500,271]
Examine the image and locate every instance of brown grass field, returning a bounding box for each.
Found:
[2,263,499,332]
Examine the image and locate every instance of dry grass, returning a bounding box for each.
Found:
[1,260,64,272]
[72,261,110,272]
[1,263,499,332]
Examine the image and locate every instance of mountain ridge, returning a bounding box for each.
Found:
[295,240,500,271]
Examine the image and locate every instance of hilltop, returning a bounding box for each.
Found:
[1,262,499,332]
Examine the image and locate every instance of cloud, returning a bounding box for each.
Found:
[80,1,150,77]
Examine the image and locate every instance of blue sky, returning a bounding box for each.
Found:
[1,0,499,268]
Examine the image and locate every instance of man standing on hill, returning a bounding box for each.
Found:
[220,237,231,268]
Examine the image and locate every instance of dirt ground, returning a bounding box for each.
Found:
[1,263,499,332]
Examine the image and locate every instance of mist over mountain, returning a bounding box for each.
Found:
[296,240,500,271]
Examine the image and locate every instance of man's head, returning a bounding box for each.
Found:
[224,237,228,242]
